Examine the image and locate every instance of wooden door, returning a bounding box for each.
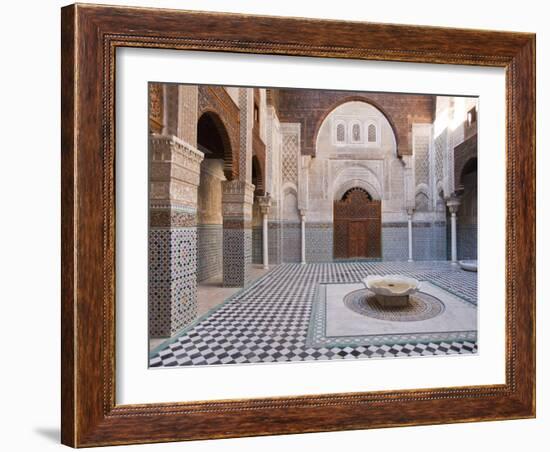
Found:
[349,221,366,257]
[333,188,381,259]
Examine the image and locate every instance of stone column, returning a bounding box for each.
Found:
[222,180,255,287]
[299,209,307,265]
[257,195,272,269]
[149,134,204,337]
[407,207,414,262]
[447,197,461,264]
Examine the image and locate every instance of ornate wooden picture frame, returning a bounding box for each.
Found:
[61,3,535,447]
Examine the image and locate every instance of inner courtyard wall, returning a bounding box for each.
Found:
[148,85,479,338]
[274,88,435,157]
[300,101,449,261]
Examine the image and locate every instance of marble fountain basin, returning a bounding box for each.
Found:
[362,275,420,308]
[459,260,478,272]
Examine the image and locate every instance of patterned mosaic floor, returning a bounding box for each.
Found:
[149,262,478,367]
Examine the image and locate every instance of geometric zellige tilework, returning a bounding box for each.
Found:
[282,222,301,263]
[252,226,263,264]
[222,228,252,287]
[197,225,223,283]
[149,227,198,337]
[457,224,478,261]
[150,261,477,367]
[305,224,333,263]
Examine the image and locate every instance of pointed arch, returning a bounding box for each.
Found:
[197,111,235,181]
[313,95,400,155]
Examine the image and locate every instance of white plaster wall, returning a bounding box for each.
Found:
[282,190,300,221]
[434,96,479,197]
[308,101,405,222]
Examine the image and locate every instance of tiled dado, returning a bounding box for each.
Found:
[305,223,333,263]
[299,222,448,263]
[149,227,198,337]
[282,222,301,263]
[221,179,255,287]
[412,223,447,261]
[458,224,477,260]
[252,226,263,265]
[148,135,203,337]
[197,224,223,282]
[223,228,252,287]
[268,221,281,265]
[382,222,447,261]
[382,225,408,261]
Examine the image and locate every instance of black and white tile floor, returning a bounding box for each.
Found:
[149,262,477,367]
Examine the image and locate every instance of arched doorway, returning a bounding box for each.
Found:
[457,157,478,260]
[251,156,264,265]
[197,111,234,179]
[196,112,231,284]
[333,188,381,259]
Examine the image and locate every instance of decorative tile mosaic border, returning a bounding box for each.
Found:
[149,227,198,337]
[149,262,478,367]
[306,282,477,349]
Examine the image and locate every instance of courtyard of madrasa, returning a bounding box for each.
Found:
[148,85,478,367]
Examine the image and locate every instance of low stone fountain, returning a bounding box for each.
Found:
[362,275,420,308]
[459,260,477,272]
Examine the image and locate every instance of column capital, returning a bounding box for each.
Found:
[222,180,255,222]
[406,207,415,216]
[221,180,255,204]
[299,208,307,219]
[150,133,204,172]
[446,196,461,214]
[256,194,272,215]
[445,192,461,213]
[149,134,204,210]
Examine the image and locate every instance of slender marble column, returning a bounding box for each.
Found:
[262,213,269,269]
[407,208,414,262]
[257,195,272,270]
[447,198,461,264]
[299,209,306,265]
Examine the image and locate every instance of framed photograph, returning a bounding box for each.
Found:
[61,3,536,447]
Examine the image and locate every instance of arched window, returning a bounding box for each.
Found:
[335,122,346,143]
[350,122,362,143]
[367,123,377,143]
